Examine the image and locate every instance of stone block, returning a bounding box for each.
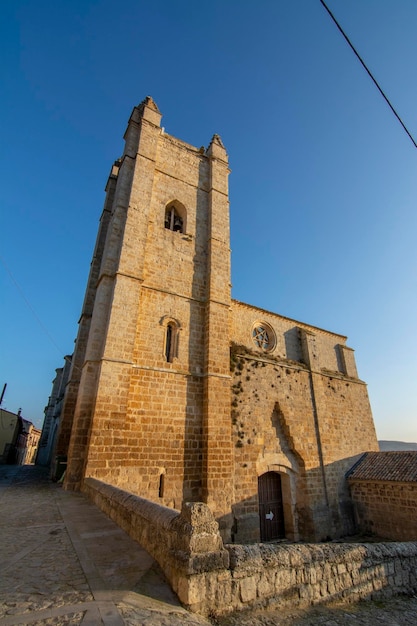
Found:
[239,576,257,603]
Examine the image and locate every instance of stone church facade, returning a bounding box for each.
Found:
[56,96,378,543]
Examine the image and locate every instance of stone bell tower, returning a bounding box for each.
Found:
[59,97,234,536]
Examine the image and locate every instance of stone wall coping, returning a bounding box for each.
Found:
[84,477,179,528]
[226,541,417,571]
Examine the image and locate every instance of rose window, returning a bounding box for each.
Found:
[252,322,276,352]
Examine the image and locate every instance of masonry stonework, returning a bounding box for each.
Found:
[348,452,417,541]
[83,477,417,616]
[349,481,417,541]
[56,97,379,543]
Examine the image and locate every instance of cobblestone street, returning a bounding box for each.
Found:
[1,465,416,625]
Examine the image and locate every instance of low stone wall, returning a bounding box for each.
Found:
[223,542,417,613]
[82,477,229,610]
[83,478,417,615]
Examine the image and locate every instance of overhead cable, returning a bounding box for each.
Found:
[320,0,417,149]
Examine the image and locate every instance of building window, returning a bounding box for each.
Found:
[159,473,165,498]
[161,316,181,362]
[165,323,174,362]
[252,321,276,352]
[165,205,184,232]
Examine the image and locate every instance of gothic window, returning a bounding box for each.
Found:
[165,205,184,233]
[165,323,174,362]
[161,316,181,362]
[252,321,276,352]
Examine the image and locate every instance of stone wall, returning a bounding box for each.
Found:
[223,541,417,613]
[349,480,417,541]
[229,300,378,542]
[82,477,230,612]
[83,477,417,616]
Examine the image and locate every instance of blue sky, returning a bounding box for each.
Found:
[1,1,416,442]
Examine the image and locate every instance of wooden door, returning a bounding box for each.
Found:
[258,472,285,541]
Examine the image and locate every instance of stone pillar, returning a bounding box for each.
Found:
[202,135,234,541]
[338,344,358,378]
[300,328,335,538]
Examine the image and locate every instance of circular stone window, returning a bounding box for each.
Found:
[252,322,276,352]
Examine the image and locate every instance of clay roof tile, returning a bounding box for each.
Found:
[347,451,417,483]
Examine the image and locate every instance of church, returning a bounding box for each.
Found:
[55,96,378,544]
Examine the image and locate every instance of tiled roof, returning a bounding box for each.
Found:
[347,451,417,483]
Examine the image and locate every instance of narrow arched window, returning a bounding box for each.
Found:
[159,473,165,498]
[161,316,181,363]
[165,323,174,362]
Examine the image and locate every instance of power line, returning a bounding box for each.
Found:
[320,0,417,149]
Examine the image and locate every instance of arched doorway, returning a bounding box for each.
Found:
[258,472,285,541]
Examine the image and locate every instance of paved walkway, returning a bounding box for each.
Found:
[1,465,416,625]
[0,465,211,626]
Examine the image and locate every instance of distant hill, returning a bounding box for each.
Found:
[379,440,417,451]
